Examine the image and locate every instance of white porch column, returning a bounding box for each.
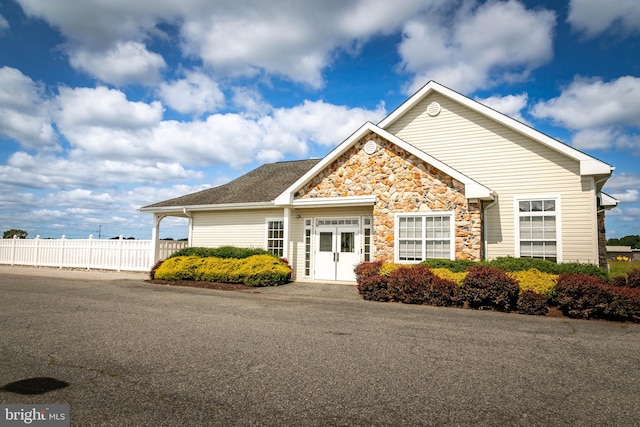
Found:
[151,214,163,263]
[283,207,290,259]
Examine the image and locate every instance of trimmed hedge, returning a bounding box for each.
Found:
[462,266,519,312]
[516,290,549,316]
[154,255,291,286]
[419,258,475,273]
[627,269,640,288]
[354,260,635,322]
[555,273,640,322]
[357,275,389,302]
[169,246,273,259]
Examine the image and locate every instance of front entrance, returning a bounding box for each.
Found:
[314,224,360,281]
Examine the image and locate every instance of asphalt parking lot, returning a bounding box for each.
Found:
[1,267,639,426]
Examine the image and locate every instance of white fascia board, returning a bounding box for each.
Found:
[379,81,614,178]
[274,121,494,204]
[292,195,377,208]
[138,202,275,214]
[599,192,618,209]
[274,122,378,205]
[581,160,615,176]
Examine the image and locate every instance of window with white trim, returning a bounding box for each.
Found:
[516,197,559,262]
[266,219,284,257]
[395,213,454,262]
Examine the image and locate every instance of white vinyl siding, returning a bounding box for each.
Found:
[385,92,598,264]
[191,209,284,249]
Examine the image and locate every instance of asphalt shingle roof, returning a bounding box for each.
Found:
[142,159,320,209]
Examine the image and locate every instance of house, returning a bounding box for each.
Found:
[606,246,633,261]
[140,81,617,282]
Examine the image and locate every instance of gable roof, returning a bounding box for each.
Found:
[378,81,614,178]
[274,122,494,206]
[140,159,320,212]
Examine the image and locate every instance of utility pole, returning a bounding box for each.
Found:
[97,225,102,239]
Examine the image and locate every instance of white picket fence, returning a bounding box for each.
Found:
[0,236,188,272]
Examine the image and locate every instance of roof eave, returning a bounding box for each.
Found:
[139,201,275,214]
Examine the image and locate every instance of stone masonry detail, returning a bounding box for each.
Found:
[297,132,482,262]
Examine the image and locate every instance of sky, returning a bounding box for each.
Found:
[0,0,639,241]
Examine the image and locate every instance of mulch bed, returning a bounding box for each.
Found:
[146,279,255,292]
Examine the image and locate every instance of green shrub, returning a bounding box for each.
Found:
[170,246,273,259]
[555,262,609,281]
[462,266,519,312]
[484,257,558,274]
[419,258,475,273]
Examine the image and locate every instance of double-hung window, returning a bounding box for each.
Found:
[266,219,284,257]
[396,212,454,262]
[516,196,560,262]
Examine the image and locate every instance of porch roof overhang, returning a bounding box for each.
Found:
[138,201,276,216]
[290,195,377,208]
[598,192,619,210]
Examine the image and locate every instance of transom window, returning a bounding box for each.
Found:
[266,219,284,257]
[516,197,560,262]
[395,213,454,262]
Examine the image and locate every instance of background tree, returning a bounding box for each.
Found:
[607,235,640,249]
[3,229,28,239]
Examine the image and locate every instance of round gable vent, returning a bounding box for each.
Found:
[427,102,441,117]
[364,140,377,155]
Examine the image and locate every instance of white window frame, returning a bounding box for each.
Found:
[394,212,455,263]
[265,218,285,257]
[514,195,562,263]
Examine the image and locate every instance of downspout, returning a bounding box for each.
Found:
[482,195,498,261]
[183,208,193,247]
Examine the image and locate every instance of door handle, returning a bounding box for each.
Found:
[336,252,340,262]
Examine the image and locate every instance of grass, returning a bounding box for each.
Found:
[608,260,640,277]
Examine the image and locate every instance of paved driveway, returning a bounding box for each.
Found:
[1,268,639,426]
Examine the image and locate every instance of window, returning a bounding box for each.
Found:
[516,197,560,262]
[266,219,284,257]
[304,219,312,276]
[363,217,372,262]
[395,213,454,262]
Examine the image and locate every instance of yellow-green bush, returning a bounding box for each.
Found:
[431,268,467,286]
[379,263,403,276]
[153,255,291,286]
[154,256,205,280]
[507,269,557,296]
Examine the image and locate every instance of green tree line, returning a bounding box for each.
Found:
[607,235,640,249]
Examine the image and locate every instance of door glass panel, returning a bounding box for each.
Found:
[341,232,354,253]
[319,232,333,252]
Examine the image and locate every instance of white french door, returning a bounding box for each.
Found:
[314,225,360,281]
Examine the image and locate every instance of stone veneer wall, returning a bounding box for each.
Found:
[597,210,607,268]
[297,132,482,262]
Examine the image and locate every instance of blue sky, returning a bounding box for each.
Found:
[0,0,638,240]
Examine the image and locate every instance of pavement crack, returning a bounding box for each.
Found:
[48,354,119,377]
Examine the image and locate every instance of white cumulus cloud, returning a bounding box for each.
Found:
[399,0,556,93]
[69,41,166,86]
[568,0,640,37]
[0,67,58,150]
[158,71,225,115]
